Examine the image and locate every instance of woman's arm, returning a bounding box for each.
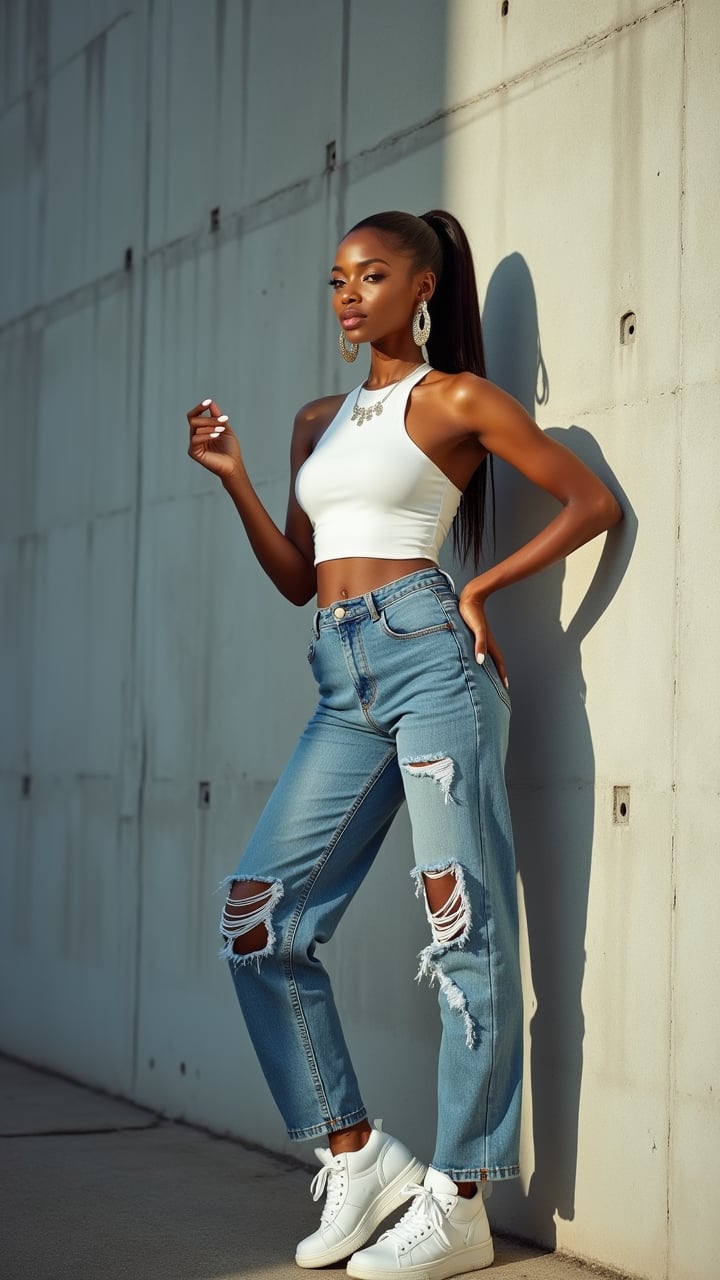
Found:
[187,397,324,606]
[452,376,623,677]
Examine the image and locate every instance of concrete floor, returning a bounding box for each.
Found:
[0,1056,626,1280]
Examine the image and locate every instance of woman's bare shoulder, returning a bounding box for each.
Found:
[293,391,345,432]
[423,368,487,402]
[293,392,348,448]
[419,370,494,435]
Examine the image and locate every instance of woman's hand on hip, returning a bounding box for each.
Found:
[458,587,509,689]
[187,398,242,482]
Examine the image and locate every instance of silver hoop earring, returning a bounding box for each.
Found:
[412,299,431,347]
[339,330,359,363]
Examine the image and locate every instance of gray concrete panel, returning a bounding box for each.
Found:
[48,0,131,71]
[243,1,343,205]
[0,100,31,323]
[345,1,449,160]
[0,330,36,534]
[43,11,140,301]
[682,0,720,386]
[0,534,33,770]
[147,0,225,250]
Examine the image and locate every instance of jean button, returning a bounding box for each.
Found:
[333,606,346,619]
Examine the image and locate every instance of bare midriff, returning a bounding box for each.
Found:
[316,557,437,608]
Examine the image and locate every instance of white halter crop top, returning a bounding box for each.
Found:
[295,363,463,566]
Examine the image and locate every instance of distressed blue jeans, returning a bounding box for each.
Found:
[220,567,522,1180]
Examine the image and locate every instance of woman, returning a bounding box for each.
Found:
[186,210,622,1278]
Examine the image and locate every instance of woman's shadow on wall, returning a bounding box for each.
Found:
[463,252,637,1245]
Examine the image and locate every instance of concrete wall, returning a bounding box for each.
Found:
[1,2,717,1277]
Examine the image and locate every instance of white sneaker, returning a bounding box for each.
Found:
[346,1166,494,1279]
[295,1120,426,1268]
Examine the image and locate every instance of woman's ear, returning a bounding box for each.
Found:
[417,269,437,304]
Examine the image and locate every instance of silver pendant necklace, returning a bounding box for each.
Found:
[350,362,426,426]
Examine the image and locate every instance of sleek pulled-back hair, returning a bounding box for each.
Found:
[347,209,494,568]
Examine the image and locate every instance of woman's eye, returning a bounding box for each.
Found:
[365,273,385,283]
[328,278,344,289]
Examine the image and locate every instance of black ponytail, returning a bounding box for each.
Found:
[347,208,494,568]
[420,210,494,568]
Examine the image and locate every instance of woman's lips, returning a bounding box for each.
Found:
[341,315,365,330]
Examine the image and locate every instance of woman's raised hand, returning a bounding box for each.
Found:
[187,398,242,482]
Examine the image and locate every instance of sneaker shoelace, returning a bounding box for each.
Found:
[310,1151,346,1224]
[378,1181,452,1252]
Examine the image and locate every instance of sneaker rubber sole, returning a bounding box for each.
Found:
[346,1236,494,1279]
[295,1157,427,1269]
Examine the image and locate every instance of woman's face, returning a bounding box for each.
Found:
[329,228,433,349]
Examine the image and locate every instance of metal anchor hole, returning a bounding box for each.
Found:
[613,785,630,824]
[620,312,636,345]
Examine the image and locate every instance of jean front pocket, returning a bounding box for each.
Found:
[380,588,453,640]
[436,595,512,712]
[481,653,512,712]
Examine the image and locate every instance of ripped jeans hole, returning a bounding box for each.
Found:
[217,876,284,967]
[401,755,455,804]
[412,862,476,1047]
[418,864,471,946]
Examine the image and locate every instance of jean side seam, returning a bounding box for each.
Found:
[280,746,399,1123]
[443,621,497,1170]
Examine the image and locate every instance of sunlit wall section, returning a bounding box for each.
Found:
[437,4,717,1279]
[666,3,720,1280]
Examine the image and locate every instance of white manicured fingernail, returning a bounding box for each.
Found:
[201,399,212,407]
[476,652,485,665]
[217,414,228,423]
[504,676,510,689]
[210,431,221,438]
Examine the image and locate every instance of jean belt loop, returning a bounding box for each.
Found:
[364,590,380,622]
[312,609,321,638]
[439,568,456,594]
